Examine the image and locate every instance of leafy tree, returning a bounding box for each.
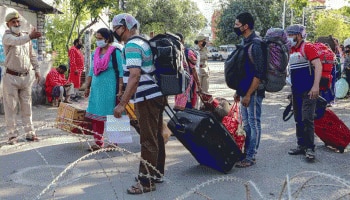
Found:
[121,0,207,40]
[216,0,284,45]
[52,0,118,51]
[45,2,84,66]
[46,0,118,66]
[46,0,206,66]
[289,0,309,16]
[313,10,350,43]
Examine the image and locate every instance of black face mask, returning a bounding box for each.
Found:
[233,26,244,36]
[201,41,207,47]
[113,31,121,42]
[345,50,350,53]
[76,44,83,49]
[113,29,125,42]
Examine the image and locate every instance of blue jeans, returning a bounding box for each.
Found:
[240,93,263,160]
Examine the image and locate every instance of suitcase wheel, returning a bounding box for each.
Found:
[338,147,345,153]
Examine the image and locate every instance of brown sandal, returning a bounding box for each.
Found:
[26,136,40,142]
[7,137,18,145]
[127,182,156,195]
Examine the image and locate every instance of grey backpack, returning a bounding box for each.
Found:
[249,28,291,92]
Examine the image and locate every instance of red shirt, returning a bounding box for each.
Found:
[289,41,320,94]
[45,68,68,102]
[68,46,84,72]
[290,41,319,61]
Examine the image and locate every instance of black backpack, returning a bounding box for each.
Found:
[224,42,251,90]
[131,33,190,96]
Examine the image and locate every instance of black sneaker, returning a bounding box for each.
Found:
[305,148,315,160]
[288,145,306,155]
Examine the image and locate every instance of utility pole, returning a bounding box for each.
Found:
[282,0,287,29]
[302,7,305,26]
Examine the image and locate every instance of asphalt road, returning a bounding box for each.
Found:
[1,61,350,200]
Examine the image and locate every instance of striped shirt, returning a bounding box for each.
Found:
[123,37,162,103]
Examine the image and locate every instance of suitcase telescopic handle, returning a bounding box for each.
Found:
[164,104,185,133]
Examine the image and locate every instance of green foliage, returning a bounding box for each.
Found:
[47,0,117,66]
[119,0,207,40]
[216,0,284,45]
[313,10,350,44]
[47,0,206,66]
[289,0,308,16]
[45,2,81,66]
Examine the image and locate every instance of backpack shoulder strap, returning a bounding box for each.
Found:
[126,35,149,44]
[111,48,121,91]
[111,48,120,75]
[247,39,258,64]
[300,42,314,75]
[300,41,307,58]
[283,101,294,121]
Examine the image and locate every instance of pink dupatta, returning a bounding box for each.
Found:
[93,45,116,76]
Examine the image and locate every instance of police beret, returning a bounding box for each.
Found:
[6,11,20,23]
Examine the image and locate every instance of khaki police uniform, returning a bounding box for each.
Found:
[198,46,209,93]
[2,29,39,138]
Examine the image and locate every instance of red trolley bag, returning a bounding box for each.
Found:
[314,108,350,153]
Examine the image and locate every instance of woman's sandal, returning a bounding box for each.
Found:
[127,182,156,195]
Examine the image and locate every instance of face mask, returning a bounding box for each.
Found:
[76,44,82,49]
[234,26,243,36]
[113,29,125,42]
[113,32,122,42]
[96,40,107,48]
[201,41,207,47]
[288,37,297,47]
[11,26,21,34]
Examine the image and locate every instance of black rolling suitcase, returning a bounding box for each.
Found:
[166,107,242,173]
